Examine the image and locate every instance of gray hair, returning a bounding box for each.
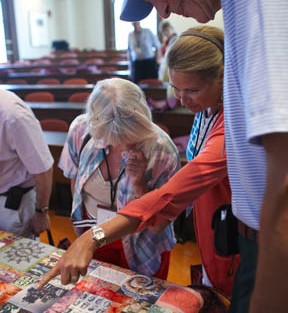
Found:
[86,78,156,147]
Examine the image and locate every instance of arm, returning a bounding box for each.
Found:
[70,178,76,196]
[30,167,53,236]
[38,214,140,287]
[250,133,288,313]
[120,116,227,230]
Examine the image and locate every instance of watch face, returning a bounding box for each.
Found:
[92,227,106,247]
[95,232,104,240]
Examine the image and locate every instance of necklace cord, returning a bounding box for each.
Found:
[102,149,125,207]
[192,111,218,158]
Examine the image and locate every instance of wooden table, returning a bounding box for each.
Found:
[1,84,93,102]
[0,61,129,73]
[43,130,67,148]
[0,83,168,103]
[0,230,213,313]
[0,70,129,84]
[29,101,85,124]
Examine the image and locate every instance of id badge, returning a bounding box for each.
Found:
[97,204,117,224]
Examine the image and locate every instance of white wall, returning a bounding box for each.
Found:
[165,10,224,35]
[65,0,105,51]
[14,0,105,60]
[14,0,58,59]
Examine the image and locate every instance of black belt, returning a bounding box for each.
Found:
[238,220,258,243]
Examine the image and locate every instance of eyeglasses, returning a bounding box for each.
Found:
[169,83,198,98]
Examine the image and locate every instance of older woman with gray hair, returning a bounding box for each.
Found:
[58,77,180,280]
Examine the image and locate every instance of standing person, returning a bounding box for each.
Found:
[128,21,161,83]
[58,77,180,279]
[0,90,53,238]
[39,26,239,300]
[158,20,177,82]
[119,1,288,313]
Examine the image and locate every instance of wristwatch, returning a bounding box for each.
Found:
[35,206,49,213]
[91,226,107,248]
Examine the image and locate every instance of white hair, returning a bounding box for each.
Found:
[86,78,156,148]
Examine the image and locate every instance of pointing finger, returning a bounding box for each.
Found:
[37,266,60,288]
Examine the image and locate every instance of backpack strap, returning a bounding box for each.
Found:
[79,133,91,157]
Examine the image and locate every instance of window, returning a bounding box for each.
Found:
[114,0,158,50]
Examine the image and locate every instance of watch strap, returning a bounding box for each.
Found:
[35,206,49,213]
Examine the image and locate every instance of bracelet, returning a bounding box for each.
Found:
[35,206,49,213]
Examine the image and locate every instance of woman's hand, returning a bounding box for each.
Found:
[125,150,148,197]
[37,228,96,287]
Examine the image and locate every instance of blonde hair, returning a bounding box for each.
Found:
[167,26,224,81]
[86,78,156,147]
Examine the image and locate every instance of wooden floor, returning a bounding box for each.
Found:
[40,210,201,286]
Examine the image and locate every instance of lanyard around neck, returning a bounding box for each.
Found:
[102,149,125,208]
[192,111,218,159]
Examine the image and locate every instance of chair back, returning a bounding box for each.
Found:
[138,78,164,86]
[37,78,61,85]
[85,58,104,65]
[98,66,119,72]
[68,92,91,103]
[63,78,88,85]
[59,52,78,58]
[40,118,69,132]
[59,59,79,65]
[33,59,52,65]
[25,92,55,102]
[6,79,28,85]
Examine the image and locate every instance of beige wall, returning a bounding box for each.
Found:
[14,0,105,60]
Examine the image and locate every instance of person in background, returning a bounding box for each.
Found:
[157,20,178,109]
[128,21,161,83]
[0,89,53,238]
[158,20,177,82]
[58,77,180,279]
[119,1,288,313]
[39,25,239,300]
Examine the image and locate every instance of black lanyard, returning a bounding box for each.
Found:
[102,149,125,208]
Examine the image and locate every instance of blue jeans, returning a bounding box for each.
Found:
[230,235,258,313]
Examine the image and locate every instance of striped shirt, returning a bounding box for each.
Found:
[222,0,288,230]
[59,114,180,275]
